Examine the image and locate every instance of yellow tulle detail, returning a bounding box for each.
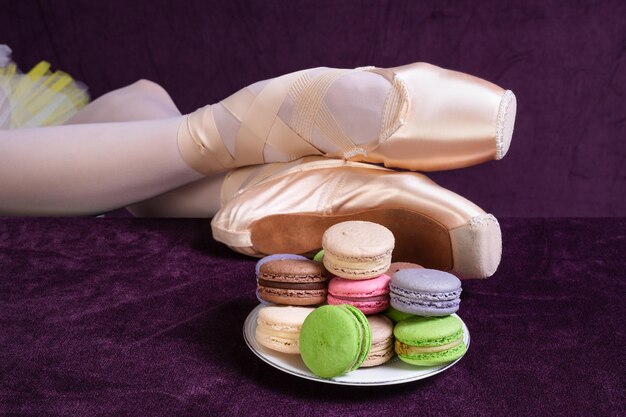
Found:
[0,60,89,129]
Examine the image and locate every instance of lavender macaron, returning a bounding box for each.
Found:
[389,268,462,316]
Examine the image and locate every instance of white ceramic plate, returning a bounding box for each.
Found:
[243,304,470,386]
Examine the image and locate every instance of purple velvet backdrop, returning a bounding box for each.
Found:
[1,0,624,216]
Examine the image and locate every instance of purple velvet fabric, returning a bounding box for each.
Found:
[0,217,624,416]
[0,0,624,216]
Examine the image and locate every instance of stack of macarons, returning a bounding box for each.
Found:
[252,220,468,379]
[323,221,394,315]
[386,267,467,366]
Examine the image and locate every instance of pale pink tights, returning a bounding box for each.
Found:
[0,80,224,216]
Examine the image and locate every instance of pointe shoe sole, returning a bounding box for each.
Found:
[235,209,500,279]
[211,157,502,279]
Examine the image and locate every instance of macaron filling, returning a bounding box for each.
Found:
[391,294,460,310]
[324,249,392,263]
[327,294,390,315]
[368,338,394,357]
[371,338,393,349]
[256,318,302,333]
[395,337,463,355]
[329,294,389,303]
[389,284,462,301]
[396,329,464,347]
[255,328,300,353]
[256,326,299,343]
[258,272,327,283]
[258,279,328,290]
[257,287,327,299]
[397,341,467,362]
[324,249,392,278]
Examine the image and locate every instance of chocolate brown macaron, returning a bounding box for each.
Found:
[257,259,328,305]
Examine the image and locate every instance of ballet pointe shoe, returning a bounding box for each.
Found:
[177,63,516,175]
[362,63,517,170]
[211,157,502,279]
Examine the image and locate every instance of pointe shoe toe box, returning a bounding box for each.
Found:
[364,63,517,171]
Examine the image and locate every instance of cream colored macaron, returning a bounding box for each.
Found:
[255,305,314,354]
[362,315,395,367]
[322,221,395,279]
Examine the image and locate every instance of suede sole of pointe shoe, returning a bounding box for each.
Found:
[237,210,501,279]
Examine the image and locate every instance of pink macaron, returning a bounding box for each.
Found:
[327,274,391,315]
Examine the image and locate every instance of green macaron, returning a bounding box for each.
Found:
[313,249,324,263]
[394,315,467,366]
[383,306,415,323]
[299,304,371,378]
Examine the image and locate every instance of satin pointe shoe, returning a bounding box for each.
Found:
[211,157,502,279]
[178,62,516,176]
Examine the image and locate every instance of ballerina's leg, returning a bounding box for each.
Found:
[0,87,204,216]
[66,79,226,218]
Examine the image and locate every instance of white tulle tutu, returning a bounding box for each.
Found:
[0,44,89,129]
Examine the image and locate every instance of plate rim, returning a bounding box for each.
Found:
[243,304,470,386]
